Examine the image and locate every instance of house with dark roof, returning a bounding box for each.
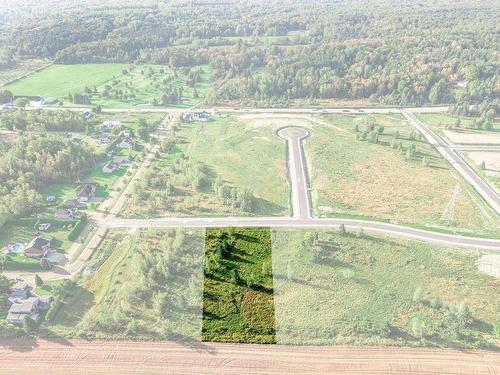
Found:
[6,296,52,325]
[75,183,97,202]
[23,237,51,258]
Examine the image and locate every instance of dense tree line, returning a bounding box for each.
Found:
[0,135,96,228]
[0,0,497,107]
[0,110,88,132]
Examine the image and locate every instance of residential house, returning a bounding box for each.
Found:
[62,199,84,210]
[37,223,51,231]
[102,160,120,173]
[97,135,114,146]
[75,183,97,202]
[7,284,32,305]
[55,208,77,220]
[118,137,134,149]
[182,111,210,123]
[6,296,52,325]
[23,237,51,258]
[41,97,60,106]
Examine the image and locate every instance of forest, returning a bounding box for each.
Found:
[0,0,497,108]
[0,134,96,228]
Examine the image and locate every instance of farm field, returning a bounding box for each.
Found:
[306,114,499,235]
[48,229,205,340]
[272,229,500,349]
[121,115,289,217]
[417,113,500,145]
[5,63,212,108]
[202,227,275,344]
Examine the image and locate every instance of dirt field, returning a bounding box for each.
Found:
[0,339,499,375]
[441,129,500,144]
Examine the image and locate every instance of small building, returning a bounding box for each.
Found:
[37,223,51,231]
[6,296,52,325]
[41,97,60,106]
[101,120,121,131]
[23,237,51,258]
[62,199,84,210]
[117,137,134,149]
[46,195,56,202]
[97,135,114,146]
[75,183,97,202]
[182,111,210,123]
[55,208,77,220]
[82,111,92,120]
[102,160,120,173]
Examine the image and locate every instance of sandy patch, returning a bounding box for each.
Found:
[237,114,314,129]
[442,129,500,144]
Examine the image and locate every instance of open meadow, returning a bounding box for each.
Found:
[306,114,499,235]
[5,63,212,108]
[121,115,289,217]
[272,229,500,349]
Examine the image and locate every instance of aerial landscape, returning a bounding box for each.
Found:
[0,0,499,374]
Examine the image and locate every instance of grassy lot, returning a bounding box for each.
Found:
[272,229,500,349]
[202,227,275,344]
[417,113,500,145]
[122,115,289,217]
[6,63,212,108]
[307,114,499,234]
[461,151,500,195]
[6,64,127,97]
[49,229,205,340]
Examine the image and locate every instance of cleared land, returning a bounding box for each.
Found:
[6,63,212,108]
[0,59,51,86]
[48,229,205,340]
[121,116,289,217]
[202,227,275,344]
[306,114,499,234]
[1,340,499,375]
[463,151,500,195]
[418,113,500,145]
[272,229,500,348]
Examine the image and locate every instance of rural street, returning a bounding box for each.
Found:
[278,127,311,219]
[0,339,498,375]
[403,112,500,214]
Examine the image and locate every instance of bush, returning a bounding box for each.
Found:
[67,214,88,241]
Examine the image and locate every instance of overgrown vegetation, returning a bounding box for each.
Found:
[202,227,275,344]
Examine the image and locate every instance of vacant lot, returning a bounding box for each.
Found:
[202,227,275,344]
[462,151,500,195]
[49,229,205,340]
[418,113,500,145]
[6,63,212,108]
[272,229,500,349]
[306,114,498,234]
[122,116,289,217]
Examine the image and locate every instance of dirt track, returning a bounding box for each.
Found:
[0,339,499,374]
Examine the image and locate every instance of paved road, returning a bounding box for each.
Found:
[1,339,498,375]
[403,112,500,214]
[107,216,500,249]
[278,127,311,219]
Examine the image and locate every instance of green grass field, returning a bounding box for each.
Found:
[272,229,500,349]
[6,63,212,108]
[122,115,289,217]
[202,227,275,343]
[307,114,499,234]
[6,64,127,97]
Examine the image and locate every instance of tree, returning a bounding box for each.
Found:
[454,117,461,128]
[412,287,423,303]
[34,274,43,287]
[15,97,29,108]
[479,161,486,170]
[356,225,364,238]
[40,258,52,270]
[230,268,242,286]
[23,315,37,334]
[0,89,13,104]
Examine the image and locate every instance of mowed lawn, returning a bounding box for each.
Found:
[6,64,127,97]
[272,229,500,348]
[178,116,290,216]
[306,114,498,234]
[202,228,275,343]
